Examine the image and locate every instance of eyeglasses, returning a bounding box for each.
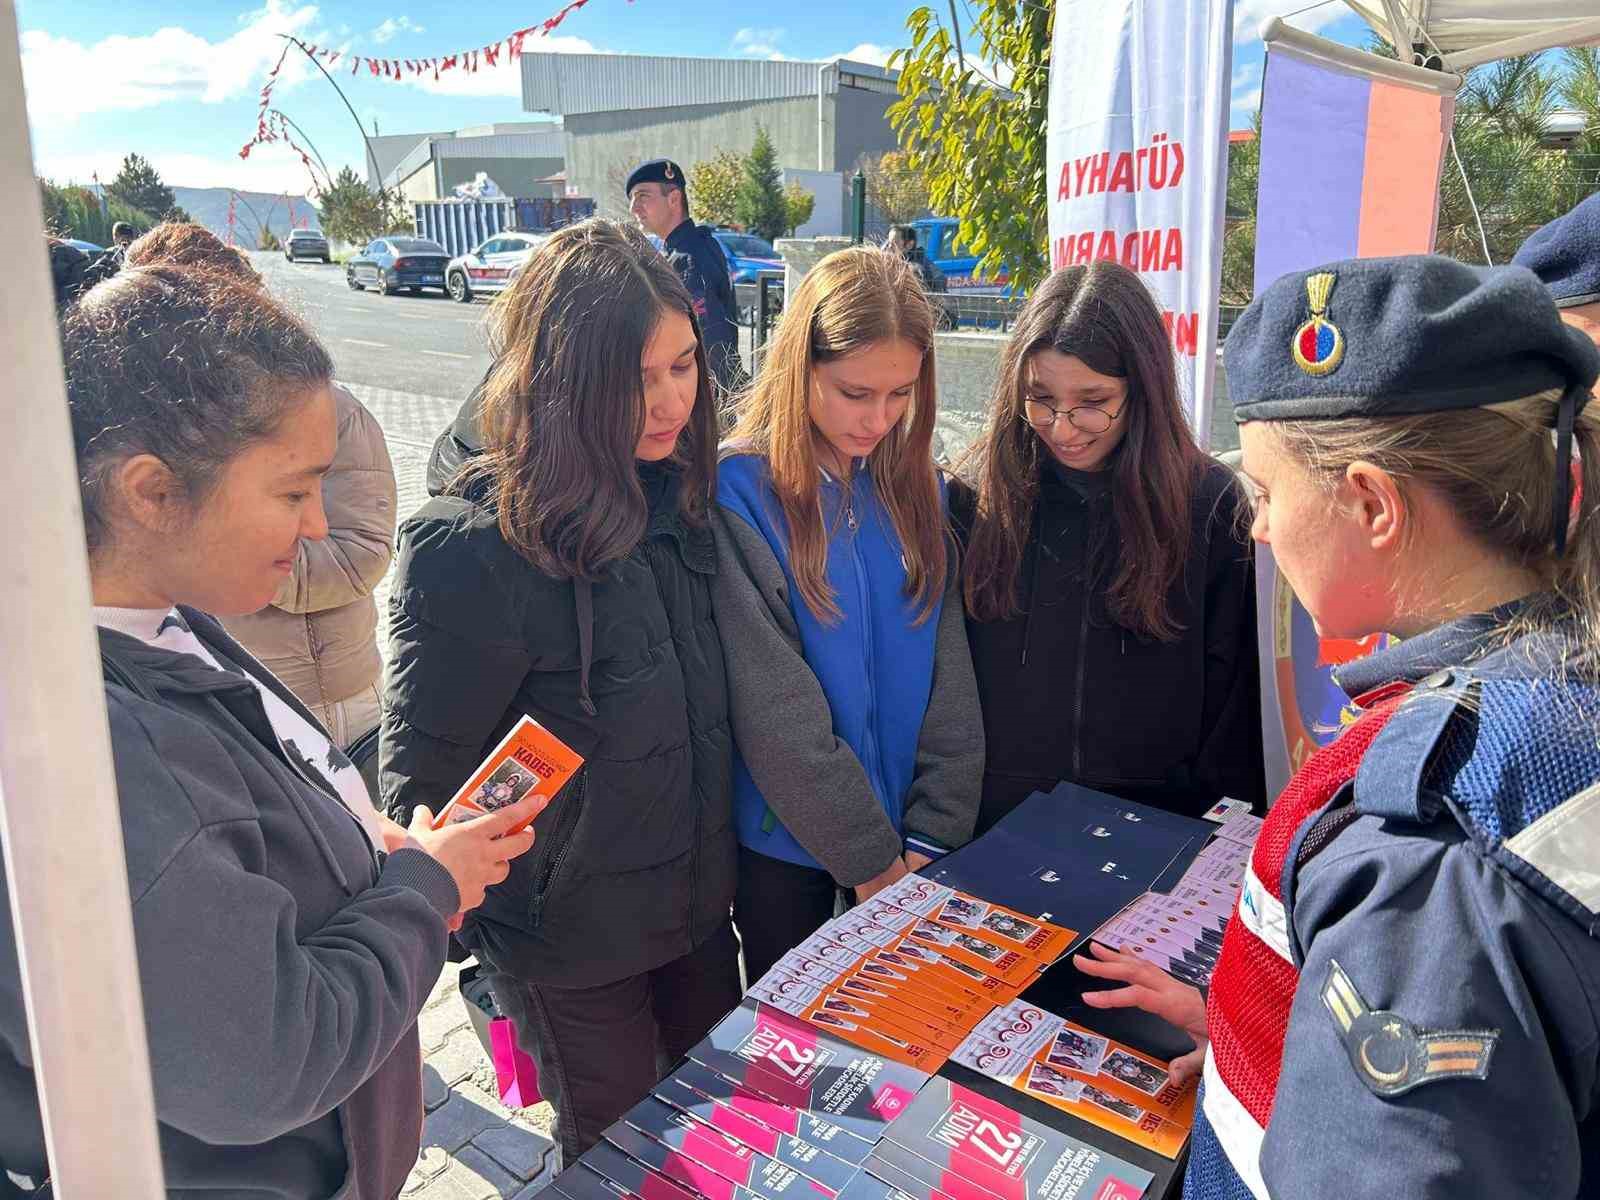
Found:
[1020,398,1127,435]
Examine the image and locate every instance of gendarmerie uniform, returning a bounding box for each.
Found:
[1190,256,1600,1199]
[626,159,744,403]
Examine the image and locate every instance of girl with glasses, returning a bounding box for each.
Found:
[951,260,1265,831]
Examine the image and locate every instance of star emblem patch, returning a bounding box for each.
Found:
[1321,959,1498,1098]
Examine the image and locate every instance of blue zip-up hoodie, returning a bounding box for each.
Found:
[717,452,948,870]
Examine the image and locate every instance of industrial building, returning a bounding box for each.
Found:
[517,52,903,231]
[367,121,567,205]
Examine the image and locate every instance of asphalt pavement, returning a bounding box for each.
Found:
[251,251,494,402]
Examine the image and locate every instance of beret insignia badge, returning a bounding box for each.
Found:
[1322,959,1498,1098]
[664,162,677,181]
[1292,271,1345,377]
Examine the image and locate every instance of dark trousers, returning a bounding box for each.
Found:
[733,847,842,985]
[486,922,741,1161]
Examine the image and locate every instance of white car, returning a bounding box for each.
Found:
[446,232,546,303]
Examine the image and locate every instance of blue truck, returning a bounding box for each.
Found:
[910,217,1011,295]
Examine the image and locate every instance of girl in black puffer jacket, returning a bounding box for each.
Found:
[380,219,738,1160]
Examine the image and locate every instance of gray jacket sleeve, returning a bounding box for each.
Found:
[1259,814,1600,1199]
[901,541,984,857]
[712,506,904,887]
[89,695,456,1147]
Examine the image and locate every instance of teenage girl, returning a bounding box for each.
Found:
[951,260,1265,829]
[712,246,984,983]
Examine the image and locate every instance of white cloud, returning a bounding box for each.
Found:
[20,0,323,126]
[731,27,787,60]
[1233,0,1350,44]
[371,16,424,44]
[401,33,604,98]
[835,42,897,68]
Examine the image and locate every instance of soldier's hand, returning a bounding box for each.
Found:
[1075,941,1209,1085]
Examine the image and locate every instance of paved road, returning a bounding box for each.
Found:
[252,251,494,401]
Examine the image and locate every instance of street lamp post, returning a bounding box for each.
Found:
[277,34,382,189]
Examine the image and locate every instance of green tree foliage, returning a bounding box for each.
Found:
[690,151,744,227]
[736,127,788,244]
[318,166,408,245]
[258,228,283,251]
[106,153,175,223]
[1219,117,1260,305]
[37,178,157,244]
[783,180,816,237]
[860,151,931,224]
[889,0,1051,292]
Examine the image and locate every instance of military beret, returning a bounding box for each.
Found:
[1511,192,1600,307]
[1225,255,1599,423]
[625,159,686,195]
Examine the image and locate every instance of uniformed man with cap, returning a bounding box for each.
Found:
[1514,190,1600,349]
[626,158,746,409]
[1076,254,1600,1198]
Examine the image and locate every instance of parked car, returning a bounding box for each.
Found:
[284,228,331,263]
[711,230,783,284]
[446,231,546,303]
[345,236,451,296]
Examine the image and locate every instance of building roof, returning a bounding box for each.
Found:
[519,52,897,117]
[382,123,566,190]
[367,131,451,187]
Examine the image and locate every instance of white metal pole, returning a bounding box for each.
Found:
[0,1,166,1195]
[817,60,831,172]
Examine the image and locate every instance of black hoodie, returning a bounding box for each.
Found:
[949,457,1265,829]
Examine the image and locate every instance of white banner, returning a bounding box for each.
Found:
[1046,0,1235,443]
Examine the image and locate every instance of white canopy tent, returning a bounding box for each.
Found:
[1342,0,1600,71]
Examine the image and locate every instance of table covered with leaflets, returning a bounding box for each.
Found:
[545,784,1260,1200]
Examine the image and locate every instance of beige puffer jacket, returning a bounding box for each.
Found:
[224,384,396,711]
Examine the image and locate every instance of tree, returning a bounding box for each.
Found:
[258,228,283,251]
[106,153,175,224]
[736,127,787,244]
[165,204,194,224]
[860,151,930,224]
[318,166,396,247]
[690,151,744,227]
[782,180,816,237]
[889,1,1051,292]
[1219,117,1260,305]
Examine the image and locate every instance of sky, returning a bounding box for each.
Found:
[17,0,1373,197]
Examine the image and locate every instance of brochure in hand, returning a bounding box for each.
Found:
[431,714,583,830]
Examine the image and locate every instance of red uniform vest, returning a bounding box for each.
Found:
[1196,686,1409,1197]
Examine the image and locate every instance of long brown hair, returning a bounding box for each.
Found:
[457,218,717,580]
[729,246,946,623]
[958,261,1208,639]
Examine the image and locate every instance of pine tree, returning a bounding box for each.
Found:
[106,153,175,222]
[735,127,788,244]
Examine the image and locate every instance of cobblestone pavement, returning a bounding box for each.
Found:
[340,381,563,1200]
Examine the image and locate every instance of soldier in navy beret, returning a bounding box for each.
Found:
[1513,191,1600,348]
[1078,253,1600,1198]
[627,157,745,411]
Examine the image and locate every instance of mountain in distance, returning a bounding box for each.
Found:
[170,186,323,246]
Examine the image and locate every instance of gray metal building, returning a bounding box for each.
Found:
[372,122,567,205]
[518,52,901,222]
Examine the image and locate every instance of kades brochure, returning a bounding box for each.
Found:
[431,714,583,830]
[950,1002,1195,1159]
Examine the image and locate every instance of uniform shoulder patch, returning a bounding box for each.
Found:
[1321,959,1498,1098]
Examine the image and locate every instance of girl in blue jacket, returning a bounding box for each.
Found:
[712,246,985,982]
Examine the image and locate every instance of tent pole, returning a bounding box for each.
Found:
[0,0,166,1194]
[1443,18,1600,73]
